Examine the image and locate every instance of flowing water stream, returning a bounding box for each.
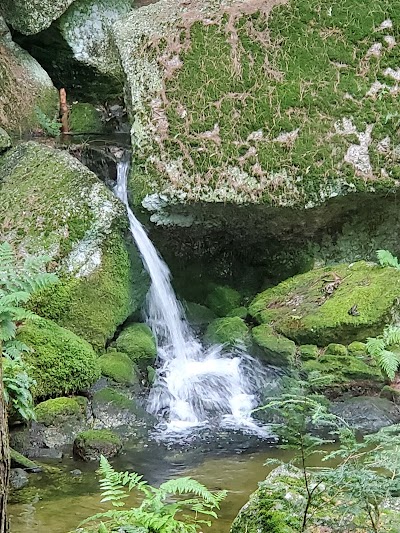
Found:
[114,157,273,438]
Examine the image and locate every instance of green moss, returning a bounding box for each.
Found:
[205,317,249,347]
[348,341,367,356]
[121,0,400,208]
[380,385,400,401]
[252,325,296,366]
[69,103,103,133]
[249,262,400,345]
[206,285,242,317]
[227,306,248,319]
[325,343,348,357]
[99,352,138,385]
[73,429,122,461]
[92,387,136,411]
[18,317,100,399]
[10,449,40,471]
[185,302,216,327]
[35,396,86,426]
[303,354,384,385]
[298,344,319,361]
[114,323,157,368]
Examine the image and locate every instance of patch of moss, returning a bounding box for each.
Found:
[73,429,122,461]
[299,344,319,361]
[206,285,242,317]
[303,354,384,386]
[348,341,367,356]
[227,306,248,319]
[99,352,139,385]
[205,317,249,347]
[249,262,400,345]
[185,301,217,327]
[69,102,103,133]
[18,317,100,399]
[10,449,40,471]
[252,325,296,366]
[92,387,136,411]
[34,396,86,426]
[113,323,157,368]
[380,385,400,401]
[325,343,348,357]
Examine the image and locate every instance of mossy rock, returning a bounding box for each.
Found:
[92,387,148,429]
[325,343,348,357]
[380,385,400,401]
[206,285,242,317]
[185,302,216,327]
[69,103,103,133]
[302,354,384,387]
[348,341,367,357]
[113,323,157,369]
[18,317,100,399]
[99,352,139,385]
[73,429,122,461]
[10,449,41,472]
[115,0,400,216]
[250,262,400,346]
[205,317,249,347]
[35,396,87,426]
[252,325,296,366]
[0,22,58,134]
[227,306,248,319]
[0,142,149,349]
[298,344,319,361]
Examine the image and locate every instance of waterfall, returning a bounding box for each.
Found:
[115,158,272,437]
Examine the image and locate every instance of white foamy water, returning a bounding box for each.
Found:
[115,158,271,438]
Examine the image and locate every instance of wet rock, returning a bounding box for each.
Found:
[73,429,122,461]
[331,397,400,434]
[205,317,250,347]
[99,351,140,386]
[2,0,75,34]
[70,469,82,476]
[10,449,41,472]
[252,325,296,366]
[206,286,242,317]
[10,468,29,490]
[26,448,63,460]
[112,323,157,370]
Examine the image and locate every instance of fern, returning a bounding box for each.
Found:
[35,107,60,137]
[366,325,400,380]
[77,456,226,533]
[376,249,400,269]
[0,242,58,420]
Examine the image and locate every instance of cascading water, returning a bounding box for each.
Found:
[115,157,274,438]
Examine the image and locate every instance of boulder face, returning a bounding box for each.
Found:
[1,0,76,35]
[0,142,149,349]
[249,262,400,346]
[0,17,58,134]
[115,0,400,219]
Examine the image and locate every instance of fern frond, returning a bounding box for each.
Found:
[158,477,222,505]
[377,349,400,381]
[366,337,385,357]
[383,326,400,347]
[377,249,400,269]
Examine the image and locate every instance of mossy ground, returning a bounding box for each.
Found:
[126,0,400,207]
[18,317,100,399]
[249,262,400,345]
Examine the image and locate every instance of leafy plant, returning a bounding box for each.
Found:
[0,242,57,420]
[35,107,60,137]
[366,325,400,381]
[377,250,400,270]
[77,456,226,533]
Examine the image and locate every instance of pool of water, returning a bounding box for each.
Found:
[9,437,294,533]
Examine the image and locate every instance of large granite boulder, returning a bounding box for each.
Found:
[0,16,58,134]
[249,261,400,346]
[1,0,75,35]
[114,0,400,221]
[0,142,149,349]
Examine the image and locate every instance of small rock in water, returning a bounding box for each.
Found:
[10,468,29,490]
[70,469,83,476]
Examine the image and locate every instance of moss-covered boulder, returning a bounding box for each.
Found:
[114,0,400,221]
[1,0,75,34]
[73,429,122,461]
[35,397,87,427]
[0,18,58,134]
[0,142,149,349]
[252,325,296,366]
[298,344,319,361]
[185,302,216,328]
[69,102,103,133]
[58,0,131,79]
[205,317,249,347]
[228,307,248,319]
[91,387,150,430]
[348,341,367,357]
[113,324,157,369]
[206,286,242,317]
[18,317,100,399]
[250,262,400,346]
[99,352,139,385]
[325,343,348,357]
